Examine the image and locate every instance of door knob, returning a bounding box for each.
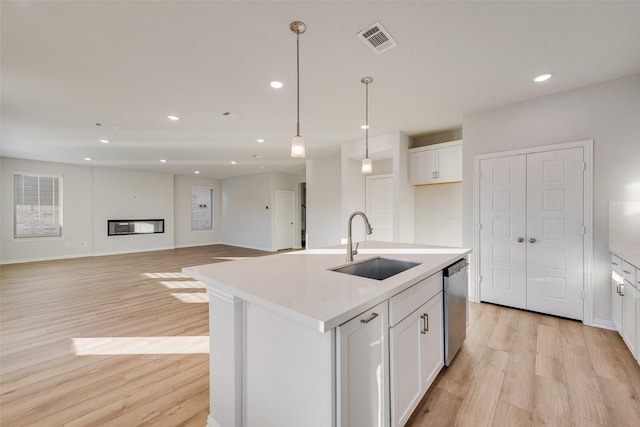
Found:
[529,238,537,243]
[517,237,524,243]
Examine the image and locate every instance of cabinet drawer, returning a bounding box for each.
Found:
[389,271,443,327]
[611,254,622,274]
[622,261,636,286]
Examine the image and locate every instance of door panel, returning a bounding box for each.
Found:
[479,155,527,309]
[526,148,584,320]
[367,175,394,242]
[275,190,294,250]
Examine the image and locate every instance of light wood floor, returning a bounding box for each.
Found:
[408,302,640,427]
[2,246,640,426]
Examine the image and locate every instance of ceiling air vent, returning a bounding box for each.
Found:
[357,21,397,54]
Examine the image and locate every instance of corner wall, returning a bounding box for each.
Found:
[462,73,640,324]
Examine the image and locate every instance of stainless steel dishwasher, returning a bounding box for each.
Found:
[444,258,468,366]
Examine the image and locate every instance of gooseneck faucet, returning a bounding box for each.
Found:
[347,211,374,262]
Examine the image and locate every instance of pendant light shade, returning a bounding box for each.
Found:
[361,157,373,174]
[290,21,306,158]
[361,77,373,174]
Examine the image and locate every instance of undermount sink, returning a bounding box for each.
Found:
[330,257,422,281]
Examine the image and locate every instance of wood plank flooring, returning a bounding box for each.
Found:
[2,245,640,426]
[1,245,270,427]
[408,303,640,427]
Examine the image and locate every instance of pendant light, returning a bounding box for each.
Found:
[361,77,373,174]
[290,21,306,158]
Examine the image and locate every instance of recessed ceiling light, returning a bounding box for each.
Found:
[257,139,265,143]
[194,170,200,174]
[533,73,553,83]
[252,154,262,158]
[167,115,180,121]
[99,139,110,144]
[83,157,92,161]
[160,159,167,163]
[361,125,369,129]
[270,81,283,89]
[230,161,237,165]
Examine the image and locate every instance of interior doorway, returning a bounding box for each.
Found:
[275,190,295,250]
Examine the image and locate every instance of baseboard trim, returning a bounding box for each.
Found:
[0,252,92,265]
[174,242,222,249]
[589,318,616,331]
[220,241,274,252]
[207,414,221,427]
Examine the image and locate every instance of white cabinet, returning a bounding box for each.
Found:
[409,140,462,185]
[337,300,390,427]
[390,292,443,427]
[612,254,623,333]
[637,267,640,363]
[621,262,637,357]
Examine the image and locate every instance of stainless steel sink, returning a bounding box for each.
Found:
[330,257,421,281]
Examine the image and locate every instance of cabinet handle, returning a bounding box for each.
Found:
[420,313,429,334]
[619,284,625,297]
[529,238,537,244]
[616,283,621,295]
[623,269,632,274]
[360,312,379,324]
[517,237,524,243]
[612,262,619,266]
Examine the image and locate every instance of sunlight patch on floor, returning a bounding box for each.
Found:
[160,280,206,289]
[211,256,256,261]
[72,336,209,355]
[142,272,189,279]
[171,292,209,303]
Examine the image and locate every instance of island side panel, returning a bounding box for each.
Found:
[244,301,335,427]
[208,288,244,427]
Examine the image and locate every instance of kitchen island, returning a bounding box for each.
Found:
[184,241,470,427]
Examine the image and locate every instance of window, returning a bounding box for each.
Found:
[191,186,213,231]
[14,172,62,238]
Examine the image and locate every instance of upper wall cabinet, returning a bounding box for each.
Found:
[408,140,462,185]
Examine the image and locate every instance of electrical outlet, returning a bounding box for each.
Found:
[449,219,455,228]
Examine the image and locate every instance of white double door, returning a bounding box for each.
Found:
[479,147,585,320]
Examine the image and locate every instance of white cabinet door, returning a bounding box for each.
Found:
[390,293,443,427]
[622,281,637,356]
[613,278,623,333]
[390,305,423,427]
[409,148,437,185]
[612,255,623,332]
[436,144,462,183]
[420,292,444,391]
[621,263,637,356]
[337,301,390,427]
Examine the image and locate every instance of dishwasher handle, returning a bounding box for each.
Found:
[444,259,468,277]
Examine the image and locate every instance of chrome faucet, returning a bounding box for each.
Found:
[347,211,373,262]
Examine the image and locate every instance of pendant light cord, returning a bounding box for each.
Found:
[296,32,301,137]
[365,80,369,158]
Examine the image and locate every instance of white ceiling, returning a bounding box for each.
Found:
[2,1,640,179]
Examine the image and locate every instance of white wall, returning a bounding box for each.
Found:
[221,172,300,252]
[0,159,177,262]
[415,183,462,247]
[462,73,640,325]
[174,175,222,248]
[306,154,342,249]
[0,158,94,263]
[341,131,414,243]
[92,167,174,255]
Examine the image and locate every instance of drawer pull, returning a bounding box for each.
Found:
[420,313,429,334]
[612,262,619,266]
[623,269,632,274]
[360,312,379,324]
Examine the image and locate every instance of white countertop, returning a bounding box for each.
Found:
[183,241,471,333]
